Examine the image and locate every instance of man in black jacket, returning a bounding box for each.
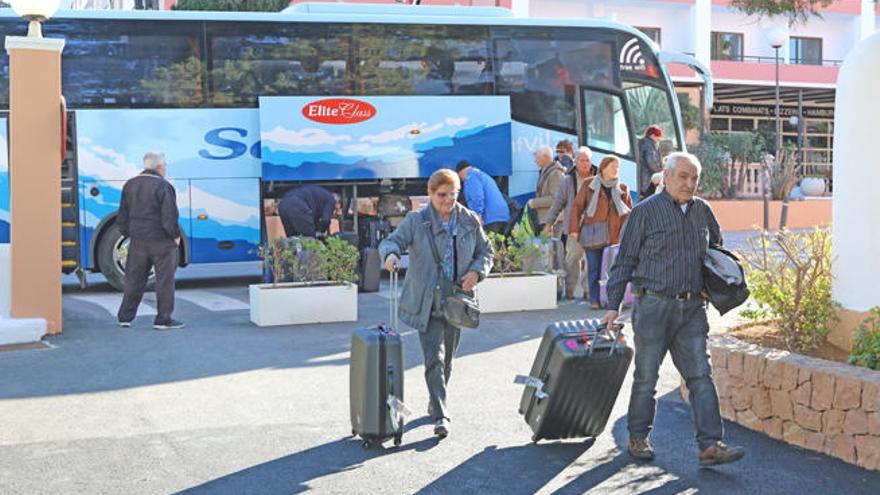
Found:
[278,185,339,238]
[116,152,183,330]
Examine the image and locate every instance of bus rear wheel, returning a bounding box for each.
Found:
[97,223,155,292]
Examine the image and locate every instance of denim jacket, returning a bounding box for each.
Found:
[379,203,493,332]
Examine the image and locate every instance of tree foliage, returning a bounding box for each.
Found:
[677,92,701,132]
[172,0,291,12]
[692,131,767,198]
[729,0,835,25]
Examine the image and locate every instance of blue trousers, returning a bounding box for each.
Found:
[585,248,603,305]
[627,295,724,450]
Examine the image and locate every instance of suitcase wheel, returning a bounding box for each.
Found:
[361,439,373,449]
[393,432,402,447]
[531,434,541,444]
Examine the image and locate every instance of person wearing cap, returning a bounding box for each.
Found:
[456,160,510,235]
[638,125,664,200]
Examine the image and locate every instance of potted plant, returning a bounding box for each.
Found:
[799,176,827,197]
[474,226,557,313]
[249,236,360,327]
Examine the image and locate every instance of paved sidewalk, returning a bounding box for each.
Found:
[1,270,877,494]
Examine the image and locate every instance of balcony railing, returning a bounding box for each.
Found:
[713,54,843,67]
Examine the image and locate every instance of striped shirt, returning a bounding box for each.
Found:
[606,190,722,311]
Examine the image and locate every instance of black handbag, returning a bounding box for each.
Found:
[422,210,480,329]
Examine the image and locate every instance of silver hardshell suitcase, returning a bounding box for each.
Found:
[350,271,407,447]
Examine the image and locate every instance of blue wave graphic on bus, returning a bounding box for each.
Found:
[263,123,511,180]
[0,119,9,244]
[75,109,262,266]
[260,96,512,181]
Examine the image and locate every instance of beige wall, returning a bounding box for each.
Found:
[709,199,832,232]
[7,39,64,333]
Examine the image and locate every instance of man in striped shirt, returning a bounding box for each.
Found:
[603,152,745,467]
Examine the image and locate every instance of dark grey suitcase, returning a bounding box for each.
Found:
[517,320,632,442]
[359,247,381,293]
[350,271,407,447]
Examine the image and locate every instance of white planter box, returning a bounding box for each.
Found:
[249,281,358,327]
[475,272,557,314]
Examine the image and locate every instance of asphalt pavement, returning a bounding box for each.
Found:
[3,229,877,494]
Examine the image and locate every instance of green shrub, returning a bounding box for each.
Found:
[258,236,359,285]
[741,228,838,353]
[849,307,880,370]
[488,225,549,276]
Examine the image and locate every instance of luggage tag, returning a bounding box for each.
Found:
[513,375,549,400]
[387,395,412,431]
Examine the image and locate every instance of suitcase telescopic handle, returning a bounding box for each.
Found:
[389,269,399,330]
[596,322,625,355]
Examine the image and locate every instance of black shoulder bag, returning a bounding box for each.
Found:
[422,210,480,329]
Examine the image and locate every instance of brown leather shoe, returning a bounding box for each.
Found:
[699,441,745,466]
[628,437,655,460]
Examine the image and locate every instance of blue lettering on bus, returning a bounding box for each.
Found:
[199,127,249,160]
[249,140,261,159]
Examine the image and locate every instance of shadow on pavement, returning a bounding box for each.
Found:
[177,435,439,495]
[554,390,880,494]
[415,439,595,494]
[3,289,597,400]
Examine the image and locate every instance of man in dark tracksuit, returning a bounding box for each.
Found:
[116,152,183,330]
[278,185,337,238]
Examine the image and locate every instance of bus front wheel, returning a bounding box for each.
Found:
[97,223,155,292]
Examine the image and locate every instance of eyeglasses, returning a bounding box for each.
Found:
[434,191,460,199]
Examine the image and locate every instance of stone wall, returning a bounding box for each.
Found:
[682,335,880,470]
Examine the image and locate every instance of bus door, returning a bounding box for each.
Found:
[574,84,639,202]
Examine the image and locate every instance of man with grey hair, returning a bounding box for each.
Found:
[543,146,594,299]
[528,145,566,233]
[116,152,183,330]
[602,152,745,466]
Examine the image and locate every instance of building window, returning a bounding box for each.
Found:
[635,27,661,47]
[790,37,822,65]
[711,32,743,61]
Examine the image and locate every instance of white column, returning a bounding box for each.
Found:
[692,0,711,67]
[859,0,876,40]
[511,0,530,18]
[832,31,880,312]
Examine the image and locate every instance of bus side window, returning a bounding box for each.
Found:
[491,28,615,132]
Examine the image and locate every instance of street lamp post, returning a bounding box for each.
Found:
[766,26,787,232]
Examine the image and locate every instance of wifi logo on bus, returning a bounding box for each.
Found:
[620,38,648,72]
[302,98,377,125]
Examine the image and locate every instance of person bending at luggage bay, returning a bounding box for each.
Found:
[380,169,493,439]
[277,184,339,238]
[569,155,632,309]
[456,160,510,235]
[116,152,184,330]
[602,152,745,466]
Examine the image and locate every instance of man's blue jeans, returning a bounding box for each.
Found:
[627,294,723,450]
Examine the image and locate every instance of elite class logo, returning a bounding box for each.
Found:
[302,99,377,125]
